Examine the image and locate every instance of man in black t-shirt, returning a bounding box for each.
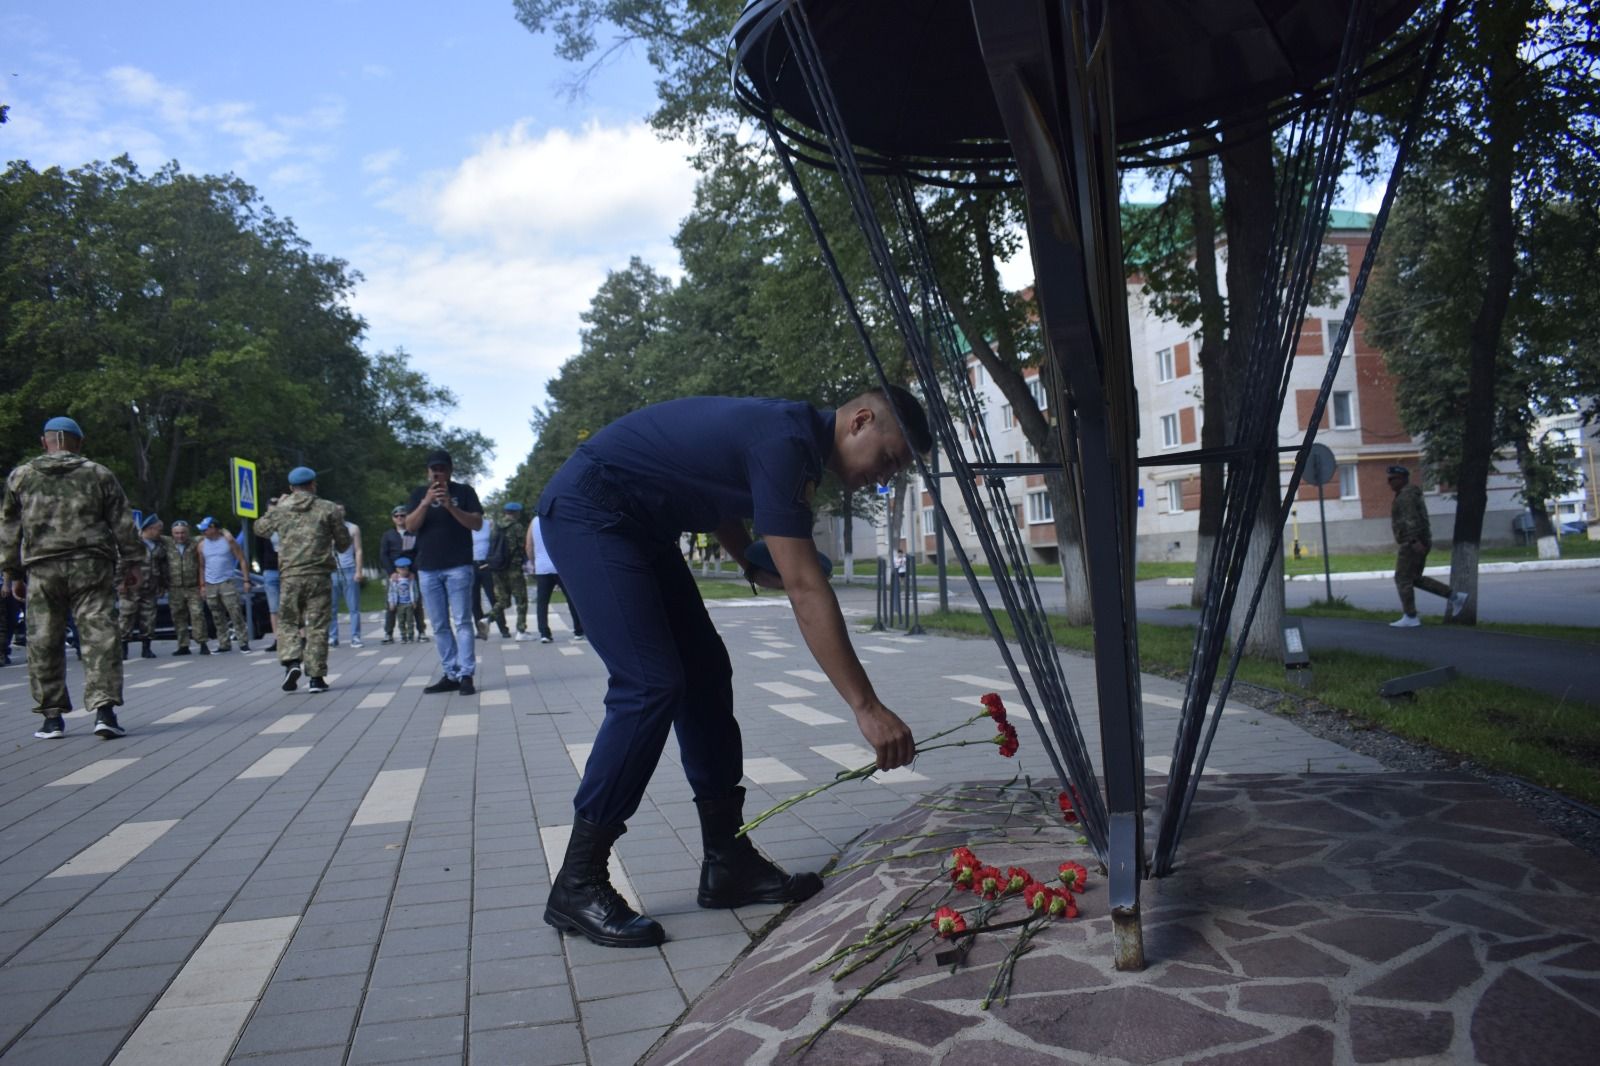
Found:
[402,449,484,695]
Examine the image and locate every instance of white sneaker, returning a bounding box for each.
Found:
[571,634,587,643]
[1389,614,1422,628]
[350,636,365,648]
[538,635,553,644]
[1450,591,1469,614]
[515,631,534,642]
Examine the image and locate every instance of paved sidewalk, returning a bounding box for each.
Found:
[0,598,1389,1065]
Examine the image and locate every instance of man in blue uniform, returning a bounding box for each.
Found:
[539,387,932,948]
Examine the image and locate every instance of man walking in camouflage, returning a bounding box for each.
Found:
[491,501,531,639]
[120,513,169,660]
[1388,465,1469,627]
[165,519,204,655]
[0,416,143,739]
[255,466,351,694]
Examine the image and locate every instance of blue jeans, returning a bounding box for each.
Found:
[262,569,281,614]
[420,564,476,679]
[328,566,360,641]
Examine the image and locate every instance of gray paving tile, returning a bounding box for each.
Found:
[587,1025,669,1066]
[226,1046,347,1065]
[577,986,686,1039]
[368,949,468,989]
[467,984,577,1030]
[256,974,368,1015]
[571,955,677,1000]
[273,945,376,981]
[467,1022,585,1066]
[347,1015,464,1065]
[359,978,467,1025]
[234,1005,358,1056]
[469,957,571,996]
[0,1028,127,1065]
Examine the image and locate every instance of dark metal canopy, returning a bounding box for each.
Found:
[734,0,1422,166]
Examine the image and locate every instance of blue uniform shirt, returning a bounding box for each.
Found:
[547,397,835,540]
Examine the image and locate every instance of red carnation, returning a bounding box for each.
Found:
[1057,790,1080,824]
[1022,881,1052,913]
[974,865,1004,900]
[932,905,967,938]
[1004,866,1032,895]
[951,846,980,871]
[1058,861,1089,893]
[980,692,1009,726]
[996,721,1020,758]
[951,864,976,890]
[1047,887,1078,918]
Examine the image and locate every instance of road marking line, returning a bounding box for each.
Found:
[942,674,1015,691]
[505,664,530,677]
[784,669,829,683]
[540,825,640,911]
[565,743,593,777]
[48,758,139,787]
[156,661,192,670]
[48,819,179,878]
[156,705,213,725]
[748,651,784,660]
[111,915,299,1065]
[260,714,312,735]
[755,681,812,699]
[357,691,394,710]
[558,646,583,656]
[380,656,402,665]
[879,636,925,644]
[760,641,795,649]
[189,678,227,689]
[251,657,278,666]
[743,757,805,784]
[479,690,511,706]
[811,744,928,784]
[439,715,479,738]
[402,674,431,687]
[770,703,845,726]
[131,677,173,689]
[238,746,311,780]
[357,650,377,657]
[859,645,905,655]
[351,768,427,826]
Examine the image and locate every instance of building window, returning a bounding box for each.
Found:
[1164,481,1183,513]
[1331,390,1354,429]
[1324,317,1348,356]
[1338,464,1358,499]
[922,507,936,534]
[1160,413,1180,449]
[1002,404,1014,429]
[1156,347,1175,383]
[1026,491,1053,524]
[1028,377,1050,411]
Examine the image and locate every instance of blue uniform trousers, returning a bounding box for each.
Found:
[539,487,742,827]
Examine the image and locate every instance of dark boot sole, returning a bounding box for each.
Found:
[543,906,665,948]
[697,875,824,910]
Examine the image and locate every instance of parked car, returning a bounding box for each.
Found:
[150,584,272,642]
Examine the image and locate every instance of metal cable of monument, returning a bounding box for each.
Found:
[732,0,1442,967]
[753,9,1114,856]
[1155,0,1460,871]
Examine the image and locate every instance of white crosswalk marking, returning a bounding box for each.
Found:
[565,743,593,777]
[558,646,584,656]
[755,681,813,699]
[155,705,213,725]
[859,645,905,655]
[1146,755,1173,773]
[784,670,829,683]
[357,692,394,709]
[190,678,227,689]
[879,636,925,644]
[811,743,928,784]
[743,757,804,784]
[505,664,530,677]
[402,675,431,687]
[131,677,173,689]
[380,656,402,665]
[156,661,192,670]
[48,819,179,878]
[351,768,427,825]
[748,651,784,660]
[261,714,312,735]
[357,650,377,657]
[439,715,479,738]
[238,746,311,780]
[760,641,795,649]
[48,758,139,787]
[770,703,845,726]
[479,690,511,706]
[942,674,1015,691]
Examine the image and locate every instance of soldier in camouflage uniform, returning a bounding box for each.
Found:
[164,520,204,654]
[255,466,352,693]
[491,501,530,639]
[1387,465,1468,627]
[0,416,143,739]
[120,513,170,659]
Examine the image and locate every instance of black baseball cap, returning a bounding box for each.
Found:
[425,449,453,469]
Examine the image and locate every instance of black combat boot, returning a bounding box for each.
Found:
[544,818,665,948]
[141,639,156,659]
[695,785,823,909]
[122,640,131,661]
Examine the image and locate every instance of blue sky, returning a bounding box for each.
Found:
[2,0,703,492]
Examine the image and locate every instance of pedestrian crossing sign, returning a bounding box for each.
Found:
[231,458,259,518]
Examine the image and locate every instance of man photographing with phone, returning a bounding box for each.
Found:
[404,449,484,696]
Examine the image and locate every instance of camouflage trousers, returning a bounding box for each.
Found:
[203,581,247,649]
[278,572,334,678]
[168,586,202,649]
[118,589,159,642]
[1394,542,1452,615]
[492,570,528,632]
[395,604,417,641]
[25,556,122,716]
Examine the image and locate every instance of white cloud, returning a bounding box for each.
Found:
[363,148,404,175]
[408,120,700,251]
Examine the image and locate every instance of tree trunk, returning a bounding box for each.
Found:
[1220,126,1286,659]
[1187,144,1228,608]
[1448,1,1528,623]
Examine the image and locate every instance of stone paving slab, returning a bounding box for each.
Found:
[645,774,1600,1066]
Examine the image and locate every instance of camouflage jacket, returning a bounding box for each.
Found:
[494,514,528,567]
[165,537,203,589]
[254,490,353,577]
[1391,483,1432,546]
[0,452,142,581]
[131,535,171,596]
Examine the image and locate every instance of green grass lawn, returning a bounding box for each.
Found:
[917,608,1600,807]
[1278,597,1600,646]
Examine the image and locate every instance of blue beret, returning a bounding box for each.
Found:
[43,416,83,436]
[197,516,214,531]
[1386,465,1409,477]
[170,519,190,530]
[503,502,524,512]
[287,466,316,485]
[394,557,412,568]
[140,513,162,530]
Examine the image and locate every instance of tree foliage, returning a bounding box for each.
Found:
[0,157,488,552]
